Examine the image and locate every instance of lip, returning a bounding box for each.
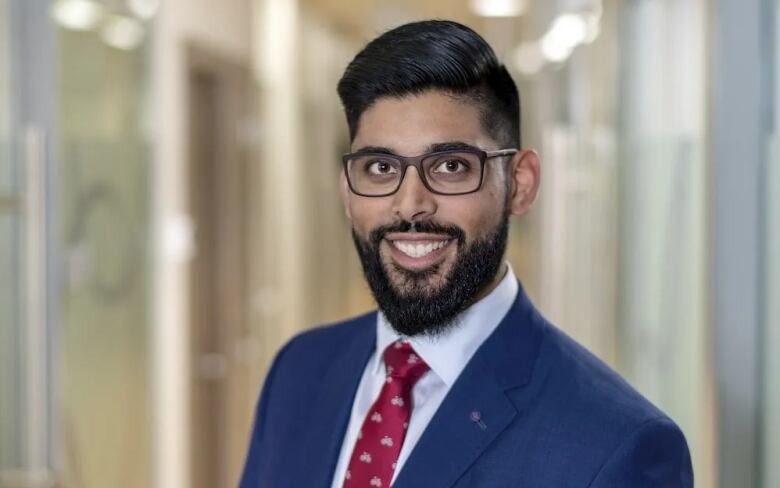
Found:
[383,233,455,271]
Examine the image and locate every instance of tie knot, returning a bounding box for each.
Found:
[383,341,429,382]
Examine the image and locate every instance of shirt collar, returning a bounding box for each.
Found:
[373,263,519,387]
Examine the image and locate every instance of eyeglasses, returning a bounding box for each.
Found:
[342,147,518,197]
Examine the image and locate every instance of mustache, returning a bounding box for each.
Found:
[368,220,465,247]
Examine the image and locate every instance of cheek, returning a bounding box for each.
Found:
[347,198,390,235]
[442,197,503,243]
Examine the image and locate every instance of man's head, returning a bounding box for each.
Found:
[338,20,540,337]
[338,20,520,149]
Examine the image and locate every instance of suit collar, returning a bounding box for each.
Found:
[393,282,548,488]
[478,281,546,390]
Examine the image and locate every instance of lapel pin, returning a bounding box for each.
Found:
[470,410,487,430]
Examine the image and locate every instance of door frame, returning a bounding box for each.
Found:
[184,43,252,488]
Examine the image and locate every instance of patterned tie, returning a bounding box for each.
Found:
[342,340,430,488]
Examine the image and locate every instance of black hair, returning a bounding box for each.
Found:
[337,20,521,148]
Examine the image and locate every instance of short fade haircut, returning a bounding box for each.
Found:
[337,20,521,148]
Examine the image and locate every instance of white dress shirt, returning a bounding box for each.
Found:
[330,264,519,487]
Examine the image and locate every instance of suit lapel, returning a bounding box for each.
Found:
[299,315,377,487]
[393,284,547,488]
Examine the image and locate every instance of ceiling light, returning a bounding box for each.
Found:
[50,0,103,31]
[540,13,588,63]
[101,15,145,51]
[128,0,160,20]
[584,13,602,44]
[540,37,572,63]
[469,0,527,17]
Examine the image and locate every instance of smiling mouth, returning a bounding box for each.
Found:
[390,239,452,258]
[381,232,457,272]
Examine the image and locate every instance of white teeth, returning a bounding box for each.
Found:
[392,240,449,258]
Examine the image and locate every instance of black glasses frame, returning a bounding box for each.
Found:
[342,148,518,197]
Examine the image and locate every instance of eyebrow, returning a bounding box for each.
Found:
[351,141,480,155]
[429,141,480,153]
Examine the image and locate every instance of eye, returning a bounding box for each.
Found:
[366,160,399,175]
[433,158,470,174]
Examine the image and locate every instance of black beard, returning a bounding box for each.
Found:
[352,211,509,337]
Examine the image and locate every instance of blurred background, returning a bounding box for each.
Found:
[0,0,777,486]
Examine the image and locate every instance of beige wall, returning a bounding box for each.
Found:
[249,0,369,374]
[151,1,251,487]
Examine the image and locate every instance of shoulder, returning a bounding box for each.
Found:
[524,321,692,484]
[240,311,377,486]
[294,310,376,343]
[587,415,693,487]
[537,322,668,425]
[269,310,376,376]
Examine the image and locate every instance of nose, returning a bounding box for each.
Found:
[391,167,437,222]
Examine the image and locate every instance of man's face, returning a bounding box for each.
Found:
[341,90,514,336]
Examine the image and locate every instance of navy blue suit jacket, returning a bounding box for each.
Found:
[240,284,693,487]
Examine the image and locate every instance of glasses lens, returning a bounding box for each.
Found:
[422,152,483,194]
[347,155,403,195]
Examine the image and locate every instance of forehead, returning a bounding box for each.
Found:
[352,90,494,156]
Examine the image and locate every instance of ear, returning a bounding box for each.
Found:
[507,149,541,216]
[340,170,353,221]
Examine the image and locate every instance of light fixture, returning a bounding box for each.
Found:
[540,13,588,63]
[511,4,604,75]
[101,14,145,50]
[128,0,160,20]
[584,13,601,44]
[469,0,527,18]
[50,0,104,31]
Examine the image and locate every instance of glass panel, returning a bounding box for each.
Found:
[0,0,9,442]
[0,0,23,480]
[765,136,780,488]
[763,3,780,484]
[616,1,711,485]
[53,5,153,487]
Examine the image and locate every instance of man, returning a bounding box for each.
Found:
[241,20,693,487]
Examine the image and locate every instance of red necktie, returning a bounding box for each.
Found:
[342,341,430,488]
